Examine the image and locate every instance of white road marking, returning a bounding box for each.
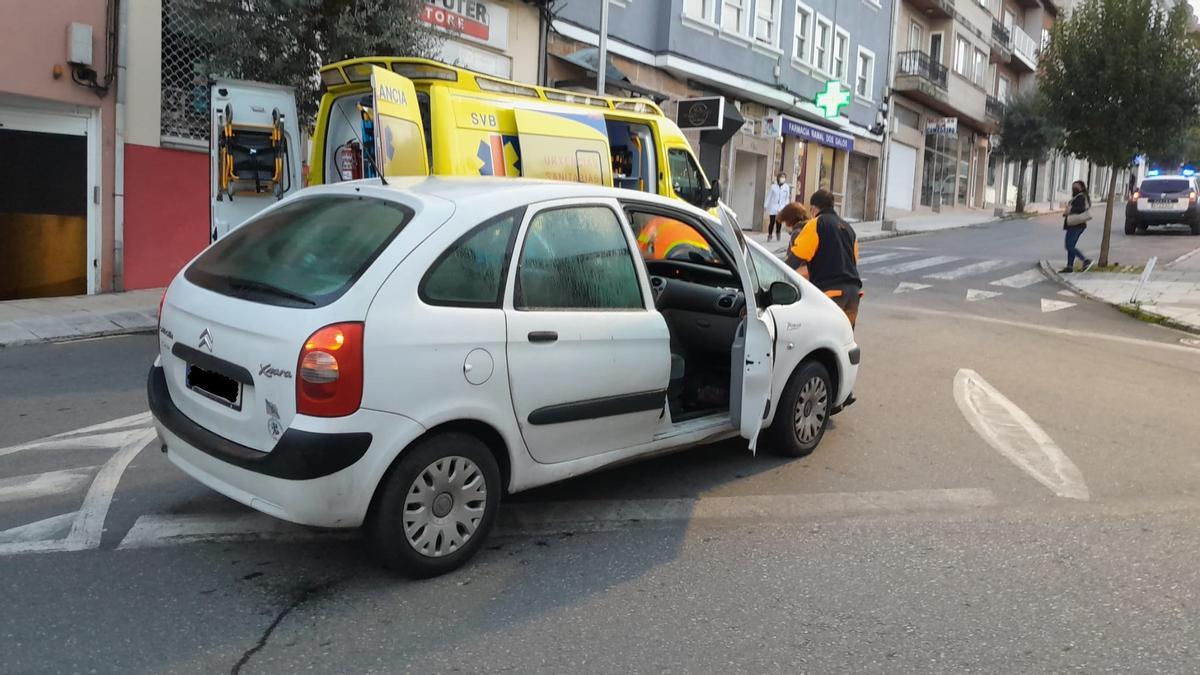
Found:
[117,488,998,549]
[966,289,1003,302]
[0,512,77,544]
[47,412,153,440]
[1057,290,1078,297]
[924,259,1017,280]
[894,282,933,294]
[954,369,1089,500]
[1041,298,1076,312]
[0,467,97,503]
[990,269,1045,289]
[898,306,1200,356]
[0,422,154,460]
[870,255,963,275]
[856,251,911,265]
[65,429,156,550]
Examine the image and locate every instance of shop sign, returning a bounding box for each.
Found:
[926,117,958,136]
[780,116,854,152]
[421,0,509,51]
[814,80,851,118]
[676,97,725,131]
[761,114,783,138]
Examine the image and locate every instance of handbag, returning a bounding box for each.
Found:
[1065,195,1091,226]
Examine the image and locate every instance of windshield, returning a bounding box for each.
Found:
[185,195,412,307]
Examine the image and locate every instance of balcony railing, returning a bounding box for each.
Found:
[1011,25,1038,68]
[986,95,1005,120]
[991,20,1010,45]
[896,50,948,89]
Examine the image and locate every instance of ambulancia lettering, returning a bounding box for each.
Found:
[378,85,407,106]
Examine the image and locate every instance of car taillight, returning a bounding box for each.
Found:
[1189,191,1196,202]
[296,322,364,417]
[1131,190,1139,201]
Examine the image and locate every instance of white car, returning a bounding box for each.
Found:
[149,178,859,576]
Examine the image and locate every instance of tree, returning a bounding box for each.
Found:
[994,92,1060,213]
[1039,0,1200,264]
[178,0,442,126]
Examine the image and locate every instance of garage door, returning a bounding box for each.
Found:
[886,142,917,212]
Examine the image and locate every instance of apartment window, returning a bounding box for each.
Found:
[953,36,971,76]
[754,0,780,45]
[1041,28,1050,50]
[998,75,1011,102]
[973,48,987,85]
[683,0,716,22]
[909,20,924,51]
[815,17,833,72]
[856,47,875,100]
[721,0,747,34]
[833,28,850,81]
[794,3,814,63]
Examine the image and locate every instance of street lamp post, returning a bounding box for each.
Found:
[597,0,610,96]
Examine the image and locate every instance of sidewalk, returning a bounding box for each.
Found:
[0,289,161,348]
[747,209,1001,254]
[1042,248,1200,334]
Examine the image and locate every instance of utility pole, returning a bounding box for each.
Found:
[597,0,610,96]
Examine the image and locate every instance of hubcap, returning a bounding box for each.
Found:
[793,376,829,445]
[403,456,487,558]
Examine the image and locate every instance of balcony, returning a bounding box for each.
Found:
[986,95,1005,121]
[990,20,1012,63]
[907,0,955,19]
[1010,25,1038,72]
[896,50,948,88]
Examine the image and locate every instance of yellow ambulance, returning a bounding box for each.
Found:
[309,57,720,209]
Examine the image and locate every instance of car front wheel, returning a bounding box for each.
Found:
[368,433,501,578]
[764,360,833,457]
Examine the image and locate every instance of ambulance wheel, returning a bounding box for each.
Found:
[368,433,500,578]
[764,360,832,458]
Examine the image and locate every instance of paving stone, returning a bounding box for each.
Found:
[11,316,82,340]
[0,323,40,347]
[105,311,156,331]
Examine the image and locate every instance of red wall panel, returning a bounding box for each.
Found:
[123,144,208,290]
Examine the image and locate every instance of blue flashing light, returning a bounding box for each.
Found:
[1147,169,1161,176]
[1184,167,1196,177]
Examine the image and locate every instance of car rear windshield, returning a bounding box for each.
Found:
[1142,179,1191,194]
[185,195,412,307]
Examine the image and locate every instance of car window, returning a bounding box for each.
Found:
[185,195,411,307]
[667,148,708,205]
[750,246,797,293]
[627,211,724,267]
[420,208,522,307]
[515,206,644,311]
[1142,179,1191,193]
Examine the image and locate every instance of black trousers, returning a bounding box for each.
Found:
[768,214,781,237]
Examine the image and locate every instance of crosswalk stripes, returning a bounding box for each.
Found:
[966,289,1003,302]
[856,251,910,265]
[990,269,1046,289]
[869,255,963,276]
[924,259,1019,281]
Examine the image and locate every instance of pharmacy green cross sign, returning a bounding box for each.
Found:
[814,80,851,118]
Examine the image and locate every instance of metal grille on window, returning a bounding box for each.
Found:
[160,0,215,145]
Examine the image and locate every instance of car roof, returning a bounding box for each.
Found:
[305,176,716,222]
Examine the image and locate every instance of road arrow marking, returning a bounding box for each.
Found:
[894,282,932,294]
[966,289,1002,302]
[1041,298,1076,312]
[954,369,1089,500]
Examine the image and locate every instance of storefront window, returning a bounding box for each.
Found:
[921,129,957,207]
[818,146,835,192]
[958,135,971,206]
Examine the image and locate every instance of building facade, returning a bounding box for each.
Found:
[0,0,118,300]
[549,0,895,230]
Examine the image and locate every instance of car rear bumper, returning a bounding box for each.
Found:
[148,364,424,528]
[1129,206,1198,224]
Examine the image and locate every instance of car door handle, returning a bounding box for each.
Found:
[528,331,558,343]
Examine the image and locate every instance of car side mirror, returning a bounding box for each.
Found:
[704,179,721,208]
[768,281,799,306]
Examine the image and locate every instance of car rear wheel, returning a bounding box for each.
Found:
[368,433,500,578]
[764,360,832,457]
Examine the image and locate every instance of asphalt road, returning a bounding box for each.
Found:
[2,214,1199,674]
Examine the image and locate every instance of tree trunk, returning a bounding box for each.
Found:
[1016,160,1029,213]
[1100,166,1117,267]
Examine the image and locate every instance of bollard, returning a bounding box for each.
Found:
[1130,256,1157,304]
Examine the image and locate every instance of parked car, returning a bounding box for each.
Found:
[1125,174,1200,235]
[148,178,859,577]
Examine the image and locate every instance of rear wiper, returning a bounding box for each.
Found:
[225,278,317,306]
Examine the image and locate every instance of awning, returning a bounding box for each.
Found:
[551,49,667,102]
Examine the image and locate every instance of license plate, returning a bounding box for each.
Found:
[1151,200,1180,210]
[187,363,243,410]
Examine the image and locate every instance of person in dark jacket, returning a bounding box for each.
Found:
[786,189,863,327]
[1061,181,1094,273]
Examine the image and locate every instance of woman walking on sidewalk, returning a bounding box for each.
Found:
[764,173,791,241]
[1061,180,1094,273]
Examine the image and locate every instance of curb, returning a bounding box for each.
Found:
[1038,260,1200,336]
[0,325,157,350]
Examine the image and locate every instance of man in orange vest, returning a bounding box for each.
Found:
[636,216,713,262]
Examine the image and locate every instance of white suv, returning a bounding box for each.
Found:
[149,178,859,576]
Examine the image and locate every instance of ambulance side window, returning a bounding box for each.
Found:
[667,148,708,205]
[607,121,658,194]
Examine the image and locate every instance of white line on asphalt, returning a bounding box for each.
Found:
[1041,298,1076,313]
[990,269,1045,289]
[0,425,154,459]
[856,251,911,265]
[896,306,1200,356]
[65,429,157,550]
[1057,290,1078,297]
[0,466,97,503]
[894,282,932,294]
[870,255,963,275]
[116,488,999,549]
[0,512,77,545]
[47,411,153,439]
[954,369,1089,500]
[966,289,1002,302]
[924,259,1017,280]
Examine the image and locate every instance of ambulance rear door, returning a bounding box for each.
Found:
[513,107,612,186]
[368,66,429,179]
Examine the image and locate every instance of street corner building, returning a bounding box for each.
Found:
[547,0,892,231]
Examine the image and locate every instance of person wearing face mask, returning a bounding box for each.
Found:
[763,173,792,241]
